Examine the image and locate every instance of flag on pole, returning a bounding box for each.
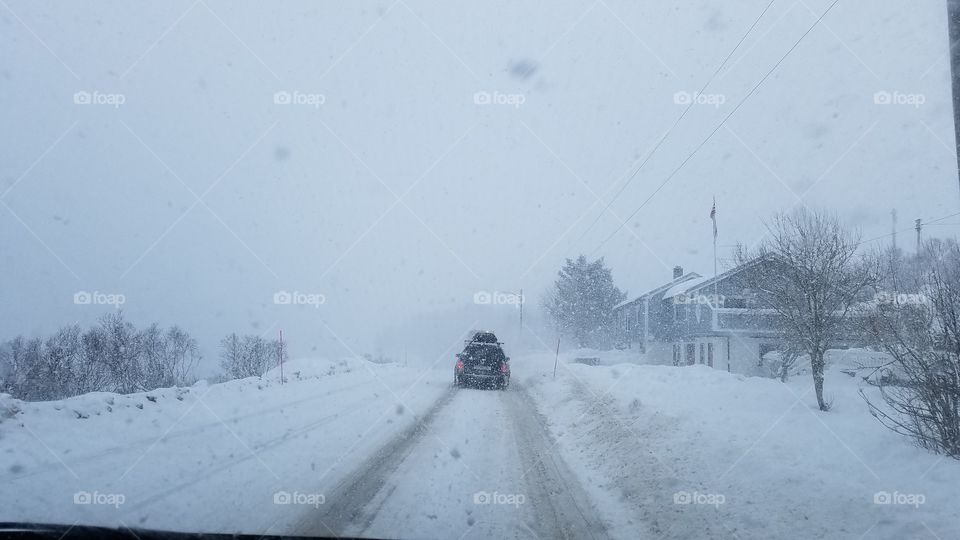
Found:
[710,197,717,239]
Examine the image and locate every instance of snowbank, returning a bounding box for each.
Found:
[0,356,449,534]
[517,350,960,539]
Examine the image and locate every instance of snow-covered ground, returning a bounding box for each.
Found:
[2,349,958,539]
[0,357,450,534]
[518,349,960,539]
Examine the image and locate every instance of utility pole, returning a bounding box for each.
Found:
[891,208,898,252]
[916,218,924,251]
[949,0,960,190]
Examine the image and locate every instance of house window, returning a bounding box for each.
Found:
[685,344,695,365]
[699,343,705,364]
[759,343,779,365]
[707,343,714,367]
[724,297,747,309]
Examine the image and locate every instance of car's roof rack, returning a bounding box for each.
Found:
[464,340,505,346]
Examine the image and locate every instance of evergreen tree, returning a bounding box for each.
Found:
[544,255,626,348]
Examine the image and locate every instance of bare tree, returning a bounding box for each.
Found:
[241,335,275,378]
[77,325,112,394]
[165,326,200,386]
[140,323,168,390]
[1,326,88,400]
[0,317,199,400]
[98,312,144,394]
[0,336,30,397]
[219,333,244,380]
[41,325,83,400]
[136,324,200,389]
[219,333,283,380]
[737,208,876,411]
[0,336,42,400]
[863,239,960,458]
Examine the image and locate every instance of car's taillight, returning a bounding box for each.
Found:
[456,360,465,371]
[500,363,509,374]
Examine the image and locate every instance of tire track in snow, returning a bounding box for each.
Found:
[297,383,608,539]
[292,387,457,536]
[560,377,732,539]
[504,384,607,539]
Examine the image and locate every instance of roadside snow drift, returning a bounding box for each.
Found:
[0,357,449,535]
[517,350,960,539]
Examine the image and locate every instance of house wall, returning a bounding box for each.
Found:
[725,335,778,376]
[668,334,776,375]
[643,341,674,366]
[615,259,866,377]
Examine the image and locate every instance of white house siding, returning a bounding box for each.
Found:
[666,334,779,376]
[643,341,675,366]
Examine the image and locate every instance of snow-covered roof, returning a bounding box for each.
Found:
[662,275,713,299]
[663,255,774,299]
[614,272,702,309]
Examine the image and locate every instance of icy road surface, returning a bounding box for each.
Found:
[295,385,606,539]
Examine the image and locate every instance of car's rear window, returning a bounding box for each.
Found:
[463,344,505,362]
[472,332,498,343]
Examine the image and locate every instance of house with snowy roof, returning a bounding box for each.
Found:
[613,266,700,353]
[613,258,788,374]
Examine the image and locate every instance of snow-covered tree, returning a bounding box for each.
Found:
[864,238,960,458]
[544,255,626,348]
[98,311,144,394]
[219,333,281,380]
[736,208,875,411]
[140,324,201,389]
[164,326,200,387]
[0,314,199,400]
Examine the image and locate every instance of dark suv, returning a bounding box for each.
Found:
[454,331,510,390]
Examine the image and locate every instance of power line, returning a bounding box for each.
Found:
[576,0,779,244]
[591,0,843,255]
[858,211,960,247]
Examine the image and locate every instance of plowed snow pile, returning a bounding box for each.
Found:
[518,350,960,539]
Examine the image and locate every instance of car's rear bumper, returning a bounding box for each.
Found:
[463,372,500,380]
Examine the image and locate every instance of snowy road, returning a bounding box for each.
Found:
[296,383,608,539]
[7,352,958,538]
[0,359,454,534]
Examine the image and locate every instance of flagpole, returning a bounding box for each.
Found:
[712,196,718,302]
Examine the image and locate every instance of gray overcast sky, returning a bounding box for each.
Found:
[2,0,958,368]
